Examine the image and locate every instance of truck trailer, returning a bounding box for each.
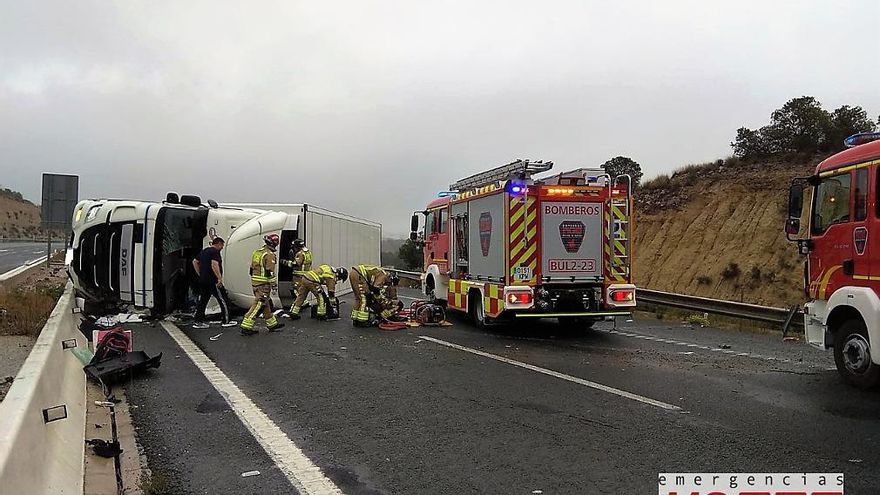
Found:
[68,194,381,316]
[410,159,636,328]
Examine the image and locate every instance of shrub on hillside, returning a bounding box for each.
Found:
[696,275,712,285]
[721,262,741,280]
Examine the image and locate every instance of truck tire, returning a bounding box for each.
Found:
[833,318,880,389]
[471,293,488,329]
[558,317,596,331]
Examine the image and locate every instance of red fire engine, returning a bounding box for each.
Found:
[410,159,636,328]
[786,132,880,387]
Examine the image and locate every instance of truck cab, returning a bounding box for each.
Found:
[786,133,880,387]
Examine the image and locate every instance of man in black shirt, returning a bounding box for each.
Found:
[192,237,235,328]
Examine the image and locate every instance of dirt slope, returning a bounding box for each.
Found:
[633,156,819,307]
[0,191,42,239]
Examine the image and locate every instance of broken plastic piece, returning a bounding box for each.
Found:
[85,439,122,458]
[241,470,261,477]
[210,333,222,341]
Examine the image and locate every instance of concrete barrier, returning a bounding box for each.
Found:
[0,283,87,494]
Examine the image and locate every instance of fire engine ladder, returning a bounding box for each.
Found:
[450,159,553,191]
[609,176,632,282]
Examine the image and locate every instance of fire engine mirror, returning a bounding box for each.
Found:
[410,214,420,233]
[787,183,804,219]
[785,218,800,235]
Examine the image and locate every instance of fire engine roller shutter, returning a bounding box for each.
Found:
[541,200,603,281]
[508,195,538,285]
[467,194,505,280]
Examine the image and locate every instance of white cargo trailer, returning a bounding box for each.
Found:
[68,195,381,316]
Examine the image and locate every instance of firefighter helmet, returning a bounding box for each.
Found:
[292,238,306,251]
[263,233,280,250]
[335,267,348,282]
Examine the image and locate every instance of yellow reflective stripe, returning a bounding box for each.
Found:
[818,159,879,178]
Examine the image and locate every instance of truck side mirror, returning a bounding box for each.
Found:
[787,183,804,219]
[410,214,420,233]
[785,218,800,235]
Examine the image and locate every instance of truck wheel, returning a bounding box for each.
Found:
[471,293,488,329]
[425,276,435,301]
[558,317,595,331]
[833,318,880,389]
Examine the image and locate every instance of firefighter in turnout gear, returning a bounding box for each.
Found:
[289,265,348,320]
[281,239,312,309]
[349,265,398,325]
[240,234,285,335]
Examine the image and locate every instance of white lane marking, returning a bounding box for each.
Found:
[161,322,342,495]
[600,328,828,369]
[0,256,48,281]
[418,335,683,412]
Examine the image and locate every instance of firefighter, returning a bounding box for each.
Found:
[289,265,348,320]
[281,239,312,311]
[240,234,285,335]
[349,265,399,325]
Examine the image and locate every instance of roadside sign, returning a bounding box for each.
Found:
[41,173,79,229]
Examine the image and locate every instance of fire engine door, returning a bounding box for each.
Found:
[809,171,859,299]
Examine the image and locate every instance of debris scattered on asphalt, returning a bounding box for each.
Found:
[532,490,543,494]
[95,400,115,407]
[241,470,261,477]
[210,333,222,341]
[95,424,103,429]
[340,346,347,350]
[86,438,123,458]
[625,319,633,323]
[849,459,863,463]
[719,344,731,349]
[678,351,695,355]
[414,339,422,343]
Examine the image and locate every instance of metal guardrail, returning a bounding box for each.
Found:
[384,269,803,329]
[637,288,803,328]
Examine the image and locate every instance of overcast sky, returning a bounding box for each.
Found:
[1,0,878,236]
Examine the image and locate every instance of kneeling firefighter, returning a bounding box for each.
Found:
[348,265,400,325]
[289,265,348,320]
[240,234,285,335]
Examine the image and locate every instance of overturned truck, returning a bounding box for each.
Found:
[68,194,381,316]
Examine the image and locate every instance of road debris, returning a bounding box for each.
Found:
[241,470,261,477]
[210,333,222,341]
[719,344,731,349]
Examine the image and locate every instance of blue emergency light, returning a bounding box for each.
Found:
[845,132,880,148]
[506,180,526,196]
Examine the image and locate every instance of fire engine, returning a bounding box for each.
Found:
[409,159,636,328]
[786,132,880,387]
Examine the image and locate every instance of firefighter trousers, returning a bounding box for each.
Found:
[241,284,279,330]
[349,268,370,322]
[291,279,326,317]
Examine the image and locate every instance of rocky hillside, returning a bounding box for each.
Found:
[0,189,42,240]
[633,155,820,307]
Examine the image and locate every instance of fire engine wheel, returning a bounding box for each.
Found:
[833,318,880,389]
[470,293,489,329]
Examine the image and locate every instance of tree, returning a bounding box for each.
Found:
[828,105,876,148]
[731,127,773,158]
[765,96,833,153]
[601,156,643,188]
[398,238,423,271]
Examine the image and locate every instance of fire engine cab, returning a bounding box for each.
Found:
[410,159,636,328]
[786,132,880,387]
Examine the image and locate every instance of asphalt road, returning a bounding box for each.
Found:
[0,242,47,274]
[121,289,880,494]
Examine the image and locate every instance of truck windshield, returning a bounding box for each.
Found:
[812,172,851,235]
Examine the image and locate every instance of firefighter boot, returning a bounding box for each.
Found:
[267,315,285,332]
